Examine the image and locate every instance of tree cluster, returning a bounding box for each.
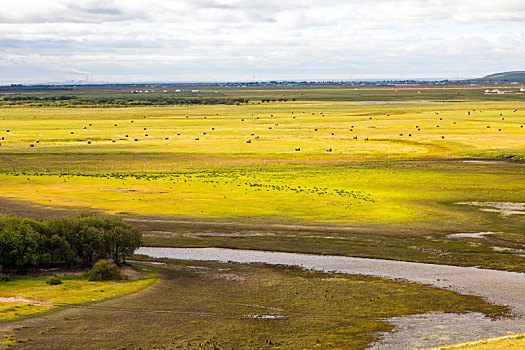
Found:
[0,95,250,107]
[0,215,141,273]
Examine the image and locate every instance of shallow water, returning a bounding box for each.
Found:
[135,247,525,313]
[447,231,501,238]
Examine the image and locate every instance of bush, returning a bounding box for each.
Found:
[85,260,122,281]
[46,277,62,285]
[0,274,10,282]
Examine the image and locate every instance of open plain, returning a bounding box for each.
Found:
[1,85,524,349]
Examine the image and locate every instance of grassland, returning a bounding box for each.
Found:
[434,334,525,350]
[0,265,155,321]
[0,95,524,272]
[0,260,508,349]
[0,87,524,348]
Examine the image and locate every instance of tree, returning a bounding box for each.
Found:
[0,216,39,272]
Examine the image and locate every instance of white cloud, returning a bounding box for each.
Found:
[0,0,523,82]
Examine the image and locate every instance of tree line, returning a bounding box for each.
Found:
[0,95,250,107]
[0,215,141,273]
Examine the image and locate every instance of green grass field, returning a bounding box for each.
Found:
[0,87,524,348]
[0,93,524,271]
[0,266,155,320]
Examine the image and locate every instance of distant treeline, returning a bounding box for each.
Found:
[0,215,141,272]
[0,95,250,107]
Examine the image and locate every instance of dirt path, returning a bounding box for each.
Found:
[136,247,525,349]
[0,297,53,306]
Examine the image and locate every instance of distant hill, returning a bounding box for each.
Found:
[480,71,525,82]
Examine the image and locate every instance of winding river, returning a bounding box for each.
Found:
[136,247,525,349]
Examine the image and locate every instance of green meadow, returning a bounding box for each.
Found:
[0,94,524,269]
[1,87,524,348]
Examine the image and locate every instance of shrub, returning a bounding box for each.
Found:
[0,274,10,282]
[46,277,62,285]
[85,260,122,281]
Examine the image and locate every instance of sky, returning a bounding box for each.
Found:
[0,0,524,83]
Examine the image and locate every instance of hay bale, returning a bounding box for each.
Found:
[202,132,206,135]
[87,140,91,144]
[399,133,403,136]
[246,140,251,143]
[125,134,129,137]
[145,133,149,136]
[134,138,138,141]
[70,131,74,134]
[326,148,332,152]
[353,136,357,140]
[35,140,40,143]
[295,148,300,151]
[195,137,199,140]
[114,124,117,126]
[112,140,116,142]
[29,144,34,147]
[143,127,147,130]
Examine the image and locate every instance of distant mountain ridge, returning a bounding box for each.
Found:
[480,71,525,82]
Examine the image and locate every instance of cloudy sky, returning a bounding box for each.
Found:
[0,0,524,83]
